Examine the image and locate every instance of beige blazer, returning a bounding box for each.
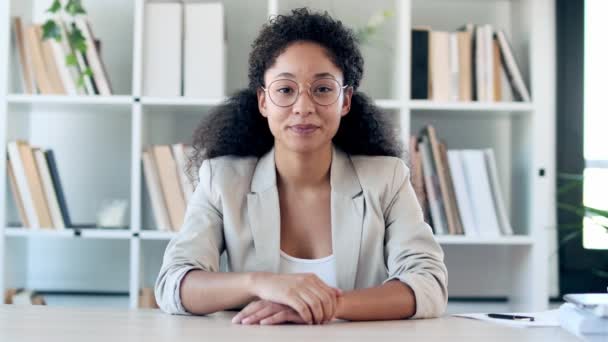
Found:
[155,146,448,319]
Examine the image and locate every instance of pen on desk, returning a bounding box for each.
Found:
[487,313,535,321]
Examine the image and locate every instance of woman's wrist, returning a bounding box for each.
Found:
[247,272,271,298]
[334,291,347,319]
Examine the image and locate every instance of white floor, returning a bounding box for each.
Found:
[40,294,562,314]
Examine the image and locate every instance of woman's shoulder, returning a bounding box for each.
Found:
[348,154,410,192]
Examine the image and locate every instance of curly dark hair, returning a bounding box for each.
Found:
[188,7,403,179]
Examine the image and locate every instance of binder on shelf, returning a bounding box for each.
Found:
[143,2,182,97]
[183,2,226,98]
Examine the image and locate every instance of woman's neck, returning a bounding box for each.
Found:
[274,143,332,189]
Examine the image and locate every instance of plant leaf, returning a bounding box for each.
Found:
[65,53,78,66]
[42,20,61,41]
[69,27,87,53]
[65,0,86,16]
[83,67,93,77]
[47,0,61,13]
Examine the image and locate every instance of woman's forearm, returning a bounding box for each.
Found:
[335,280,416,321]
[180,270,259,315]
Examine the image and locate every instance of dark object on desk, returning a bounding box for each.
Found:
[487,313,535,322]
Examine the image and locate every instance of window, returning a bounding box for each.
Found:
[583,0,608,250]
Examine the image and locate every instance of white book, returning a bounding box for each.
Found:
[496,30,531,102]
[184,2,226,98]
[143,3,182,97]
[57,18,85,95]
[483,149,513,235]
[7,141,39,228]
[75,17,112,96]
[64,20,96,95]
[419,136,447,235]
[460,150,502,237]
[142,150,171,232]
[475,26,485,101]
[49,38,77,95]
[34,149,65,230]
[447,151,478,237]
[448,32,460,102]
[172,144,194,204]
[484,25,494,102]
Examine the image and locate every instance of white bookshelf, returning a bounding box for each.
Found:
[0,0,555,311]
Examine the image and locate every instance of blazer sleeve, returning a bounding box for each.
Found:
[155,159,224,315]
[382,159,448,319]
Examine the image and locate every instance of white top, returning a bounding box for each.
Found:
[279,250,338,288]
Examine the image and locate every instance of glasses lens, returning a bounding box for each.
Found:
[311,78,341,105]
[268,79,298,107]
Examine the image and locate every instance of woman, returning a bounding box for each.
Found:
[155,8,447,325]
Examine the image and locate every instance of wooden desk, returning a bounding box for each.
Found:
[0,304,579,342]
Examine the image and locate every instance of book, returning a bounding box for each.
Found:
[17,141,53,228]
[483,25,494,102]
[411,28,430,99]
[142,149,171,232]
[424,126,459,235]
[34,148,65,229]
[45,150,73,228]
[492,37,502,101]
[75,17,112,95]
[67,21,97,95]
[484,149,513,235]
[143,2,182,97]
[7,141,39,228]
[153,145,186,231]
[183,2,226,98]
[418,135,447,234]
[439,143,464,234]
[409,136,427,218]
[7,158,30,227]
[12,17,36,94]
[460,150,502,237]
[496,30,531,102]
[447,151,478,236]
[172,144,195,204]
[448,33,460,102]
[457,30,472,101]
[25,25,53,94]
[37,25,66,94]
[429,31,450,101]
[56,18,85,95]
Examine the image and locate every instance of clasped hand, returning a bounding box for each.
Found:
[231,273,342,325]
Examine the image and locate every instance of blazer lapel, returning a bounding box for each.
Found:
[330,147,364,291]
[247,148,281,273]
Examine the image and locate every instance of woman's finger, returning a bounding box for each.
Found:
[260,310,307,325]
[231,300,266,324]
[285,296,313,324]
[240,303,281,325]
[299,288,325,324]
[307,284,335,324]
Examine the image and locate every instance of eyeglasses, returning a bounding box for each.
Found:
[261,78,349,107]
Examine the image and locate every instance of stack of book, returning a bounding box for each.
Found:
[142,144,196,232]
[11,16,112,95]
[409,126,513,236]
[143,2,226,98]
[7,140,72,229]
[411,24,530,102]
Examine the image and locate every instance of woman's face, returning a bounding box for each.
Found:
[257,41,353,154]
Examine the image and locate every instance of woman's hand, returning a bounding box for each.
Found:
[231,300,307,325]
[251,272,342,324]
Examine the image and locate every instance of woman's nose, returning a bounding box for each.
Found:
[292,89,315,116]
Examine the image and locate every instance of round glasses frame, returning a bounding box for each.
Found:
[261,78,350,107]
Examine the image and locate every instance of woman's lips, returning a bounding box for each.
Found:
[289,124,319,135]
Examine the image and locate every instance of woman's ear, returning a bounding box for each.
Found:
[341,86,354,117]
[257,88,268,117]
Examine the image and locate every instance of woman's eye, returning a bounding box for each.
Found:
[315,86,333,93]
[277,87,293,94]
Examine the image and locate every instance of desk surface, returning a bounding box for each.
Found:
[0,304,580,342]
